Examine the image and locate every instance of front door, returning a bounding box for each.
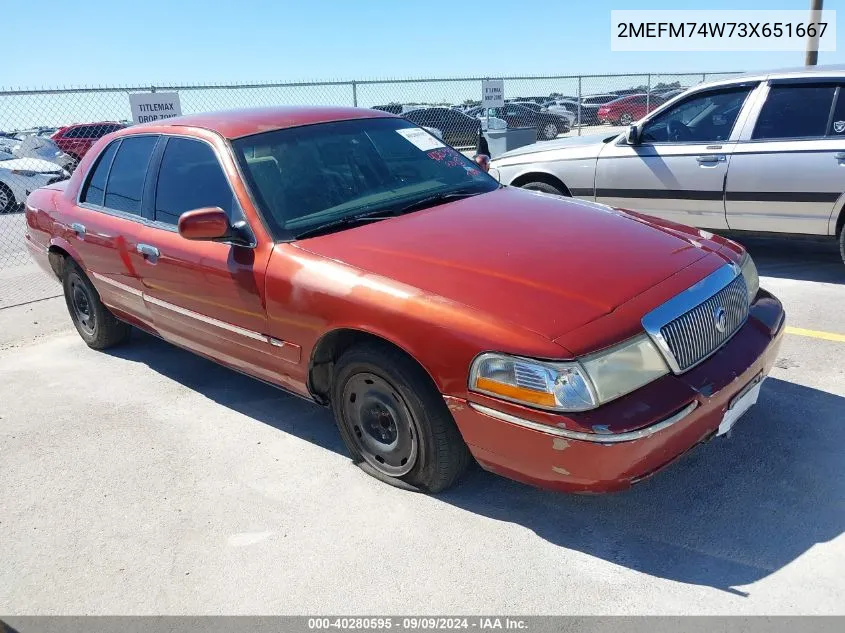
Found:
[726,80,845,235]
[594,85,756,230]
[134,135,285,383]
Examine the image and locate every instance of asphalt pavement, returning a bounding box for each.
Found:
[0,236,843,614]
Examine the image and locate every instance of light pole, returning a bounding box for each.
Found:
[805,0,824,66]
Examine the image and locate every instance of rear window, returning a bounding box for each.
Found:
[828,89,845,135]
[103,136,158,215]
[753,84,836,140]
[81,141,119,206]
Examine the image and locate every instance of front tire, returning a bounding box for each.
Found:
[63,260,131,350]
[619,113,634,125]
[331,343,470,493]
[521,181,567,196]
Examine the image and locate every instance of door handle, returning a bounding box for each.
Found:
[834,152,845,160]
[136,243,160,259]
[70,222,86,237]
[696,155,725,164]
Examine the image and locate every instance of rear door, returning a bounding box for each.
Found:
[71,134,159,327]
[594,84,756,230]
[725,79,845,235]
[135,135,284,382]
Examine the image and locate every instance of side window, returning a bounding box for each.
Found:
[62,127,82,139]
[103,135,158,215]
[641,87,752,144]
[828,88,845,135]
[80,141,119,206]
[752,84,836,140]
[154,137,235,225]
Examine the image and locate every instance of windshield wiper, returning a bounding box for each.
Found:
[293,188,484,240]
[394,188,481,215]
[293,210,395,240]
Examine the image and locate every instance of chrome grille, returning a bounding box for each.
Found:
[659,274,749,372]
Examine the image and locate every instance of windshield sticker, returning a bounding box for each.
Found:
[396,127,445,151]
[834,120,845,134]
[427,147,462,167]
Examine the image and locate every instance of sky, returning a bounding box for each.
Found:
[1,0,843,129]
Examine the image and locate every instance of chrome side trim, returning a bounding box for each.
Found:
[144,294,268,343]
[91,272,143,297]
[467,401,698,444]
[642,263,741,374]
[94,274,290,347]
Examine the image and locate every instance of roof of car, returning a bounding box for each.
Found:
[701,64,845,88]
[132,106,395,139]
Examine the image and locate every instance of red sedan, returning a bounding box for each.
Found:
[51,122,126,165]
[597,94,664,125]
[23,107,784,494]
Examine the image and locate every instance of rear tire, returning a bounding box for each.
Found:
[0,183,16,214]
[540,122,559,140]
[839,226,845,267]
[63,260,131,350]
[521,181,567,196]
[331,343,471,493]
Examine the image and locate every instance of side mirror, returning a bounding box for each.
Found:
[626,124,641,145]
[178,207,230,241]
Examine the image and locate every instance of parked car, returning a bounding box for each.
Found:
[576,94,620,126]
[51,122,126,164]
[25,106,784,493]
[1,156,68,213]
[403,107,481,147]
[507,101,544,112]
[490,66,845,264]
[545,99,580,117]
[372,104,404,114]
[656,88,687,101]
[597,94,665,125]
[10,134,77,172]
[469,103,570,140]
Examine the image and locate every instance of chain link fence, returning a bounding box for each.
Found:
[0,71,741,309]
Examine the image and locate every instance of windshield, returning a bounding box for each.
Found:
[232,117,498,240]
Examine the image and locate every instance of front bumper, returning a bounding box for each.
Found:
[447,291,786,494]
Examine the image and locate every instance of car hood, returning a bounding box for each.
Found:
[493,131,621,161]
[0,156,65,173]
[293,187,729,345]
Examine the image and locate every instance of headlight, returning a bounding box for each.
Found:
[580,335,670,404]
[11,169,37,177]
[469,335,669,412]
[740,252,759,303]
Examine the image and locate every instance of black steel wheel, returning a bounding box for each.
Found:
[62,259,131,349]
[69,273,96,336]
[331,343,471,493]
[340,372,419,476]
